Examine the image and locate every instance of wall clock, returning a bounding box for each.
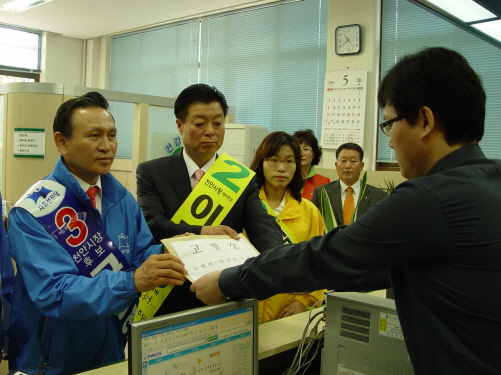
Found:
[335,24,362,55]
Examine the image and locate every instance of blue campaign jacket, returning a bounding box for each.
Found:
[1,192,15,353]
[7,157,163,374]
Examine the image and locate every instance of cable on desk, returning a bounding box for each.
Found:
[281,299,326,375]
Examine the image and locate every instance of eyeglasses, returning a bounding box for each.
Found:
[265,158,296,168]
[301,147,313,153]
[379,113,413,136]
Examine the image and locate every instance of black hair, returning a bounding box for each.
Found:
[336,143,363,161]
[53,91,111,138]
[174,84,229,122]
[377,47,485,145]
[250,131,304,202]
[292,129,322,166]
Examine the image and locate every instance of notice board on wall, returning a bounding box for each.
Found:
[320,69,368,150]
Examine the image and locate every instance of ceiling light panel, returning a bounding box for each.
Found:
[1,0,54,12]
[427,0,496,22]
[472,19,501,42]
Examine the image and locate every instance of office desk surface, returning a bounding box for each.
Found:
[77,307,325,375]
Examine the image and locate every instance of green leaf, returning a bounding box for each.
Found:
[350,171,367,224]
[378,177,395,195]
[320,187,337,232]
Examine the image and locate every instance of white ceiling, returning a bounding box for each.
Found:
[0,0,279,39]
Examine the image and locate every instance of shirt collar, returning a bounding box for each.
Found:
[71,173,102,194]
[306,166,316,179]
[183,150,217,178]
[426,143,485,176]
[273,193,287,216]
[340,178,361,196]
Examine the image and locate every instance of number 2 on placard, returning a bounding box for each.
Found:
[212,160,250,193]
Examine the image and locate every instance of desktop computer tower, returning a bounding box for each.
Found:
[321,292,415,375]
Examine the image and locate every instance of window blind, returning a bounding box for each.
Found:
[110,0,327,151]
[111,20,200,98]
[0,25,41,72]
[199,0,327,134]
[378,0,501,162]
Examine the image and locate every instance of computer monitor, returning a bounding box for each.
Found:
[321,292,415,375]
[128,299,258,375]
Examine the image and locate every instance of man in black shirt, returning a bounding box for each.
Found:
[191,47,501,375]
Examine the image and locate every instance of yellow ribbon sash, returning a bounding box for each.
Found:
[135,153,255,321]
[259,199,297,245]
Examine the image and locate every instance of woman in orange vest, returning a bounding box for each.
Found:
[293,129,330,201]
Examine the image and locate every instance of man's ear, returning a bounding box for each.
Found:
[419,106,437,139]
[54,132,68,156]
[176,119,184,135]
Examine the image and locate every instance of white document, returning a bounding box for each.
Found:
[162,235,259,282]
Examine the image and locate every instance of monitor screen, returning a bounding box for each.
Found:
[321,292,414,375]
[128,299,258,375]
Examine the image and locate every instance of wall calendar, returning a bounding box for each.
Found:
[320,69,368,149]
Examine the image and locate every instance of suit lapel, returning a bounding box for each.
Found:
[171,151,192,202]
[329,180,343,226]
[356,187,371,218]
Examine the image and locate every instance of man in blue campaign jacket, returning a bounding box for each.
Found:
[0,192,14,358]
[7,92,187,375]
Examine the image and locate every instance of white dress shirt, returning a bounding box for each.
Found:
[340,178,361,211]
[183,151,217,186]
[72,174,103,214]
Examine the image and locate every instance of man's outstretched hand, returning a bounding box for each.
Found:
[190,270,227,305]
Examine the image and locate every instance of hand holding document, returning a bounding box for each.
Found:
[161,234,259,282]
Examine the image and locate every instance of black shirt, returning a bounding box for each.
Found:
[220,144,501,375]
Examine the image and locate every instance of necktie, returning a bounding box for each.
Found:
[86,186,98,209]
[343,187,355,225]
[192,169,205,189]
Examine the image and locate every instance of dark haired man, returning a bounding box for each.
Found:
[8,92,186,375]
[191,47,501,374]
[311,142,386,226]
[136,83,282,315]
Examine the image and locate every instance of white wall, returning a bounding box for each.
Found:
[84,36,111,89]
[40,32,84,85]
[321,0,380,170]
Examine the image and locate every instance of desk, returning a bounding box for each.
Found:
[77,307,325,375]
[258,307,324,359]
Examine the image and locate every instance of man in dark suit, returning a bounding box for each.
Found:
[136,83,283,315]
[311,143,387,225]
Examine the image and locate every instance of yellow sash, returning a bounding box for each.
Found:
[135,153,255,321]
[259,198,297,245]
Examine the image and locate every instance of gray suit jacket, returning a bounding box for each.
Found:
[311,179,387,225]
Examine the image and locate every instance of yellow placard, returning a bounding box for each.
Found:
[135,153,255,321]
[171,153,255,226]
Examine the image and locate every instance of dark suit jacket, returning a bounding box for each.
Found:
[136,151,284,315]
[311,179,391,292]
[137,151,282,249]
[311,179,387,225]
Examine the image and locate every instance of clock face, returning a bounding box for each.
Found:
[335,24,361,55]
